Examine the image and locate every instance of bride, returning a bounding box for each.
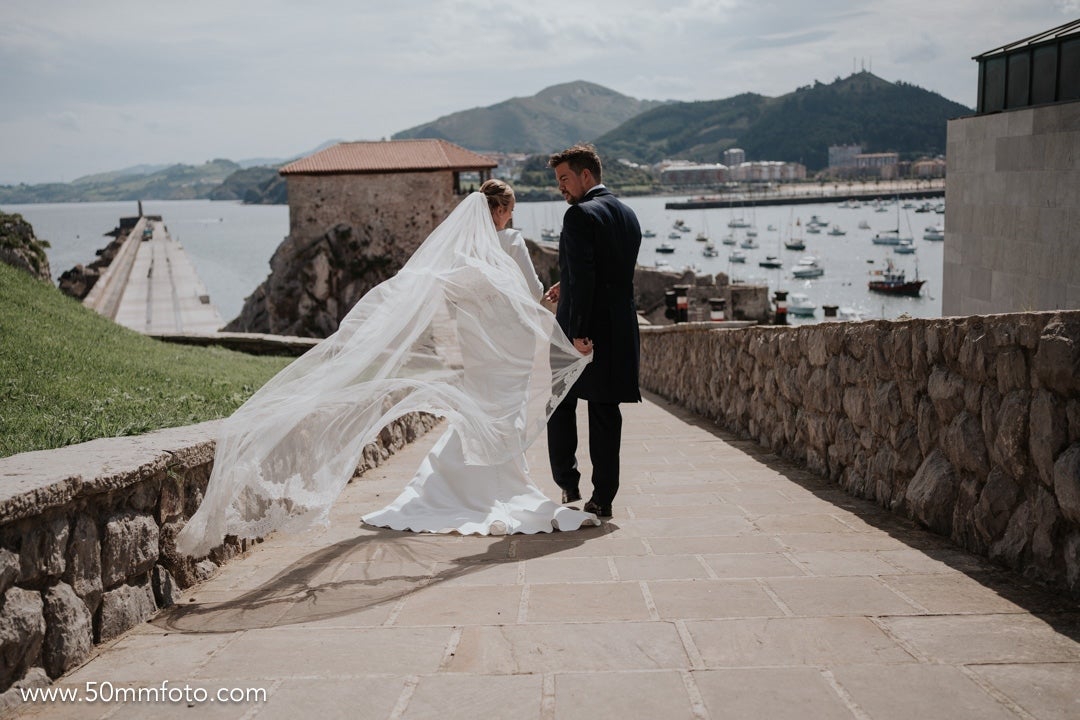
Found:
[176,180,596,557]
[363,180,599,535]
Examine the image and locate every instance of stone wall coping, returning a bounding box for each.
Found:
[149,331,320,356]
[641,320,758,333]
[0,421,221,526]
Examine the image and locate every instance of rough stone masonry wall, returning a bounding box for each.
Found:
[0,412,439,697]
[639,311,1080,595]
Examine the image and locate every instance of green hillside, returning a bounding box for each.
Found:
[595,93,772,164]
[393,80,666,152]
[0,159,243,204]
[594,72,973,170]
[0,262,290,458]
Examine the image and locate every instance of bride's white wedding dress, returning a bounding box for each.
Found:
[175,195,594,557]
[362,227,599,535]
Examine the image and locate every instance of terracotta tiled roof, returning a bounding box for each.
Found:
[279,139,497,176]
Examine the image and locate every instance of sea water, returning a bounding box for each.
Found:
[6,195,944,326]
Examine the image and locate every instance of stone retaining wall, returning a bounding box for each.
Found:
[0,412,438,695]
[639,311,1080,595]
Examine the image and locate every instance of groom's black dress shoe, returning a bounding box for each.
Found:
[583,500,612,518]
[561,489,582,504]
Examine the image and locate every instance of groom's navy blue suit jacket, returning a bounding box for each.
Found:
[556,186,642,404]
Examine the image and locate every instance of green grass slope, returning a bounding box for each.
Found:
[0,263,291,458]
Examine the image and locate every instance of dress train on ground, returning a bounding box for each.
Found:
[362,427,599,535]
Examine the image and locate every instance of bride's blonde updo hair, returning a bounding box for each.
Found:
[480,178,515,214]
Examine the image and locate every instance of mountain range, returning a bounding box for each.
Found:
[392,80,666,152]
[0,75,971,205]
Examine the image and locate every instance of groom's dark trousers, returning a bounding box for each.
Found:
[549,396,622,506]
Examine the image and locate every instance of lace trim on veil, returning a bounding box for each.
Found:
[175,193,589,556]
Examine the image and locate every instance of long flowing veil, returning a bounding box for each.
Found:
[176,193,590,557]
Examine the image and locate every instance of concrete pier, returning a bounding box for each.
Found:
[87,217,224,335]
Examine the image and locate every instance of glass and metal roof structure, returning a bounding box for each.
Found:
[974,19,1080,114]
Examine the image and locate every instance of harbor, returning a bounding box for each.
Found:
[517,193,946,324]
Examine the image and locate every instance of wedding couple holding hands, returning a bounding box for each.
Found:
[177,144,642,556]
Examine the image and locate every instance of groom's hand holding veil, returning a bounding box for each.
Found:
[573,337,594,355]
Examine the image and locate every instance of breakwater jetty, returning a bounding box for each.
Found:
[82,214,223,335]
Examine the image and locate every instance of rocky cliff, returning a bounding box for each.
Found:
[225,222,407,338]
[0,212,52,283]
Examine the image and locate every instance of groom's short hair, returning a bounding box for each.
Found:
[549,144,603,183]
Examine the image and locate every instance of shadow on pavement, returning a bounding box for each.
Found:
[154,524,603,634]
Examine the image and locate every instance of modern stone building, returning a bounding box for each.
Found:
[943,20,1080,316]
[225,139,497,336]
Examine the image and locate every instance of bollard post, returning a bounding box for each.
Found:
[664,290,678,322]
[773,289,788,325]
[708,297,726,322]
[674,284,691,323]
[822,304,838,318]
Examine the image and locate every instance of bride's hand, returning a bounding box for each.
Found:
[573,337,593,355]
[543,282,560,303]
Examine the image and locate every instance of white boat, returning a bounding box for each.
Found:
[827,225,846,236]
[923,224,944,241]
[702,242,719,258]
[655,242,676,254]
[759,255,782,269]
[858,219,871,229]
[728,217,751,228]
[872,229,908,245]
[540,228,559,242]
[739,237,759,249]
[894,239,916,254]
[695,232,709,242]
[728,250,747,263]
[787,293,817,317]
[784,238,806,251]
[643,229,657,238]
[668,231,681,239]
[806,225,821,234]
[792,256,825,278]
[838,306,864,321]
[721,234,737,245]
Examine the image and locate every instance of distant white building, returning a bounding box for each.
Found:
[729,161,806,182]
[723,148,746,166]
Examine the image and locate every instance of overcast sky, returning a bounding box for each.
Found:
[1,0,1076,185]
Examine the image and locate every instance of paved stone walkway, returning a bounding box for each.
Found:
[13,396,1080,719]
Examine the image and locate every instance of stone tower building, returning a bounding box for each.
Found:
[227,139,496,337]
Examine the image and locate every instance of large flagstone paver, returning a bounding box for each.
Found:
[10,394,1080,719]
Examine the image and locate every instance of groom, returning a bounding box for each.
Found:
[543,144,642,518]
